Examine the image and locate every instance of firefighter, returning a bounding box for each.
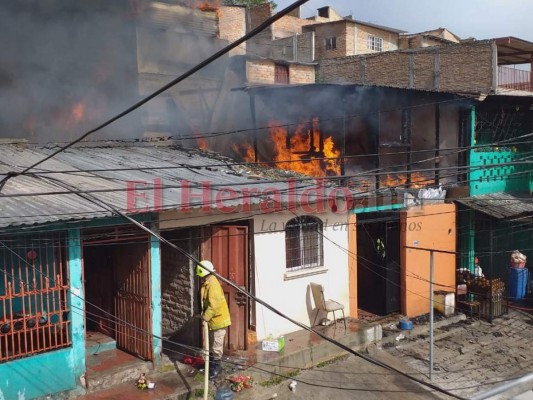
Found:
[196,260,231,380]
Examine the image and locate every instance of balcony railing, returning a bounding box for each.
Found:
[498,66,532,92]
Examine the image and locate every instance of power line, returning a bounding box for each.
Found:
[28,170,466,399]
[0,0,311,192]
[0,209,524,394]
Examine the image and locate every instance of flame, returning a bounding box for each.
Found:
[268,118,340,177]
[55,101,87,131]
[380,172,429,189]
[71,103,85,122]
[196,0,219,12]
[197,137,209,151]
[232,143,255,161]
[231,118,341,177]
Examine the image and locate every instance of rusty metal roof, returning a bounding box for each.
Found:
[0,142,332,230]
[456,192,533,220]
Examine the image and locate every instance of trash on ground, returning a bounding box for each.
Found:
[227,375,254,392]
[288,380,297,392]
[395,333,406,341]
[136,373,155,390]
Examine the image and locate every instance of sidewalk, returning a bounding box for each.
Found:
[383,309,533,399]
[75,311,479,400]
[75,317,382,400]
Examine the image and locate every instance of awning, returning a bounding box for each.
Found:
[495,37,533,65]
[456,193,533,220]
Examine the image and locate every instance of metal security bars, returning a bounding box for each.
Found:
[0,232,71,362]
[285,216,323,271]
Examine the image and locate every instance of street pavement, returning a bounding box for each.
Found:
[233,309,533,400]
[382,309,533,399]
[77,309,533,399]
[231,353,443,400]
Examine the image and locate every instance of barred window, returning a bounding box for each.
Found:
[285,216,323,271]
[0,233,71,362]
[367,35,383,51]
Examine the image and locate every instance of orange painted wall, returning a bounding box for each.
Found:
[400,203,456,317]
[348,213,358,318]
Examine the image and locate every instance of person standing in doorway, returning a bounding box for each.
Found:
[196,260,231,380]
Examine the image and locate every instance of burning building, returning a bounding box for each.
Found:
[214,84,471,197]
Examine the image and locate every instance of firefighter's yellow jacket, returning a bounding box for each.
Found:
[201,274,231,331]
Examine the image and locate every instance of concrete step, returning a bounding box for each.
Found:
[85,349,152,394]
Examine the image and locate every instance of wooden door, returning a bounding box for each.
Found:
[114,242,153,361]
[203,225,248,351]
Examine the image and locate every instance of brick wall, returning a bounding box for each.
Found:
[311,22,348,60]
[249,3,271,30]
[289,64,315,84]
[246,59,315,84]
[249,3,274,57]
[354,24,399,55]
[219,6,246,55]
[272,14,315,38]
[161,229,200,334]
[318,41,495,93]
[247,59,275,84]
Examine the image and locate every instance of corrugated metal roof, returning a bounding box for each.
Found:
[455,193,533,220]
[495,37,533,65]
[0,142,335,229]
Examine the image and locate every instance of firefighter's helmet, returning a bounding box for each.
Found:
[196,260,215,277]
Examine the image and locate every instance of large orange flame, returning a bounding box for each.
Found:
[267,118,341,177]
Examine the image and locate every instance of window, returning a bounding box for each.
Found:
[325,37,337,50]
[0,232,71,362]
[285,216,323,271]
[367,35,383,52]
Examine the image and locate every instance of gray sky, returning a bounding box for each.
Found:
[276,0,533,42]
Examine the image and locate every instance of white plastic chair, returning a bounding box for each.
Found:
[310,282,346,329]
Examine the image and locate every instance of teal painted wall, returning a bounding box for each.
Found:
[352,203,404,214]
[470,105,533,196]
[0,229,86,399]
[0,348,76,399]
[150,224,162,366]
[470,149,531,196]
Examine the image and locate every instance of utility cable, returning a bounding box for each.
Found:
[0,0,311,192]
[29,172,466,399]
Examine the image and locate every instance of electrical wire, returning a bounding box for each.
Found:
[0,0,311,192]
[21,171,466,399]
[4,233,528,396]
